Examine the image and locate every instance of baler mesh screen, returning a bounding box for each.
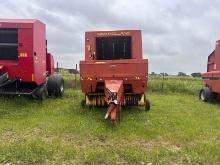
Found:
[0,28,18,60]
[96,36,131,60]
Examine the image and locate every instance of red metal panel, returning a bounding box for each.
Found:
[84,30,142,61]
[215,40,220,70]
[202,71,220,93]
[0,26,34,82]
[46,53,54,76]
[105,80,124,103]
[207,51,215,72]
[80,59,147,77]
[0,19,34,28]
[202,40,220,93]
[17,28,34,81]
[0,19,49,85]
[33,20,46,85]
[80,30,148,94]
[80,59,148,93]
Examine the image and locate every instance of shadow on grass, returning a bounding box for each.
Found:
[200,99,220,108]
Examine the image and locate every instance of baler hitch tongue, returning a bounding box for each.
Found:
[105,103,117,120]
[105,103,122,125]
[104,80,123,124]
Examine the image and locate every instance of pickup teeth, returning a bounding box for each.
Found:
[85,94,146,107]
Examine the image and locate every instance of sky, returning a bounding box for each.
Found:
[0,0,220,74]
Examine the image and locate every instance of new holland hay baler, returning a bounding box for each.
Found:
[0,19,64,99]
[200,39,220,102]
[80,30,150,124]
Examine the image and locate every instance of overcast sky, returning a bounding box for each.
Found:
[1,0,220,74]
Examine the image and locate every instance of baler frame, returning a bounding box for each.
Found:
[200,40,220,102]
[0,19,64,99]
[80,30,150,124]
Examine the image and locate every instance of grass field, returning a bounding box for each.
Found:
[0,75,219,164]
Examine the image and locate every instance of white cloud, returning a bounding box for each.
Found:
[0,0,220,74]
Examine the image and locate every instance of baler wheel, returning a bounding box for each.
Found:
[81,100,86,107]
[47,74,64,97]
[40,89,48,100]
[199,87,212,102]
[32,84,48,100]
[144,95,150,111]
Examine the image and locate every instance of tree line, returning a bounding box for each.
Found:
[150,72,202,77]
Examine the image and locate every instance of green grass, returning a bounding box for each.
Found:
[0,76,219,164]
[148,76,203,95]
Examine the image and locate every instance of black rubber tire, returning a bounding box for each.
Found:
[32,84,48,100]
[39,88,48,100]
[81,100,86,107]
[47,74,64,97]
[144,95,151,111]
[199,87,212,102]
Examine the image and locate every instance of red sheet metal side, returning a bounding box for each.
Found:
[33,20,47,85]
[46,53,54,76]
[202,40,220,93]
[104,80,124,103]
[215,40,220,71]
[84,30,142,61]
[104,80,124,123]
[0,19,47,85]
[0,25,34,82]
[80,59,148,94]
[202,71,220,93]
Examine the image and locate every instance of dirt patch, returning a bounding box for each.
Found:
[0,130,18,143]
[60,134,182,153]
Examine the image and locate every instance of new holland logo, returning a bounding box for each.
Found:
[97,32,130,36]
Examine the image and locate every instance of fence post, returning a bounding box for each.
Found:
[75,64,77,88]
[162,73,164,91]
[56,62,59,73]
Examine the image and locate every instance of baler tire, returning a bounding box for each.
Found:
[33,84,48,100]
[199,87,212,102]
[81,100,86,107]
[47,74,64,97]
[40,89,48,100]
[145,98,150,111]
[144,94,150,111]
